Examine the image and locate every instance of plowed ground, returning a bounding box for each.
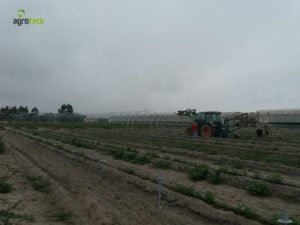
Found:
[0,125,300,225]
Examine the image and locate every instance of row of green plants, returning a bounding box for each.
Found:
[15,130,87,160]
[30,130,292,199]
[135,137,300,168]
[16,129,299,225]
[66,133,288,192]
[188,165,272,197]
[17,129,300,204]
[1,174,51,194]
[35,130,296,197]
[32,131,171,170]
[174,184,260,219]
[35,130,280,199]
[188,165,221,184]
[107,145,173,169]
[0,209,33,225]
[36,130,285,182]
[0,177,12,194]
[174,183,300,225]
[46,126,300,168]
[21,129,260,223]
[37,130,300,200]
[10,121,182,130]
[118,155,270,223]
[25,175,51,193]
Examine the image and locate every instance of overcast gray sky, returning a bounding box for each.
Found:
[1,0,300,113]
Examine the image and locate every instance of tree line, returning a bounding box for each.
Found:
[0,104,74,116]
[0,106,38,115]
[0,104,84,122]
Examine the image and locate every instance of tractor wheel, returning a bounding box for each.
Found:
[256,128,263,137]
[201,124,212,137]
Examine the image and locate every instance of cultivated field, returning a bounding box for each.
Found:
[0,122,300,225]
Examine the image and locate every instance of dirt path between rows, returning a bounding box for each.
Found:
[15,129,300,223]
[8,128,298,225]
[0,133,77,225]
[2,130,229,225]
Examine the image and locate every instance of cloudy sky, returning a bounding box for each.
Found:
[1,0,300,113]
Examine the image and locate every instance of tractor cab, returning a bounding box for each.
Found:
[197,111,222,123]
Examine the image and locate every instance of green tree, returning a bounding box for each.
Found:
[66,104,73,113]
[18,106,24,114]
[58,104,67,113]
[10,106,18,114]
[31,107,39,114]
[58,104,73,114]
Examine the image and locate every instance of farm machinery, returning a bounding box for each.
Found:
[183,111,267,138]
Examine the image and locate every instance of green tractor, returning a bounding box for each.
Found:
[183,109,273,138]
[185,111,250,138]
[188,111,227,137]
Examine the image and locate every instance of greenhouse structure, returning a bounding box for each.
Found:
[91,111,192,125]
[257,109,300,125]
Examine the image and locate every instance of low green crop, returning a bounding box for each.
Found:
[188,165,209,181]
[207,170,221,184]
[0,177,12,193]
[203,191,215,204]
[125,167,135,175]
[122,152,137,161]
[26,175,51,193]
[174,184,194,197]
[234,205,256,218]
[265,174,283,184]
[110,148,124,159]
[0,210,33,224]
[246,181,270,197]
[133,155,151,164]
[55,211,72,221]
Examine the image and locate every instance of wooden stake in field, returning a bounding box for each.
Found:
[278,210,293,224]
[157,171,164,210]
[100,160,106,180]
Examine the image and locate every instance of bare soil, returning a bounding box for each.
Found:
[1,125,300,225]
